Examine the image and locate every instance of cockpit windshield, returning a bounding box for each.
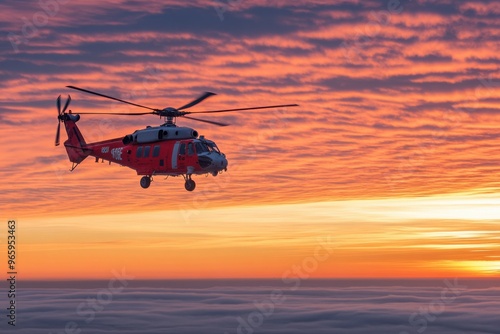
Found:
[195,140,220,154]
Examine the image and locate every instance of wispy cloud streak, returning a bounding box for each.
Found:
[0,0,499,279]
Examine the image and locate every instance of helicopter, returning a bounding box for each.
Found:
[55,86,298,191]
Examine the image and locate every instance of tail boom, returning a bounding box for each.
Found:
[62,114,90,164]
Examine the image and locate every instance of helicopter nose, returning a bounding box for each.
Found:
[216,158,226,171]
[211,153,227,170]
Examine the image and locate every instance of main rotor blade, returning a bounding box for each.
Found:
[55,122,61,146]
[190,104,299,114]
[62,95,71,114]
[74,112,155,116]
[67,86,157,111]
[57,95,61,115]
[184,115,229,127]
[177,92,216,111]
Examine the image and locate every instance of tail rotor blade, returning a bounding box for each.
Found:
[55,122,61,146]
[62,95,71,114]
[57,95,62,115]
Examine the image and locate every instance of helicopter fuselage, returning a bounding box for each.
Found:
[62,114,227,190]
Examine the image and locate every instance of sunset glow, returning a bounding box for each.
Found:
[1,0,499,280]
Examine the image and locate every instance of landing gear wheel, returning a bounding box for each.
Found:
[185,179,196,191]
[140,176,151,189]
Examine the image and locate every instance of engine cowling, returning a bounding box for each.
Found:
[122,126,199,145]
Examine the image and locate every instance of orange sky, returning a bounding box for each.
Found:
[15,194,500,279]
[1,0,499,279]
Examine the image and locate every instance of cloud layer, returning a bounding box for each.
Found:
[4,279,499,334]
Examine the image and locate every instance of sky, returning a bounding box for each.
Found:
[0,0,499,279]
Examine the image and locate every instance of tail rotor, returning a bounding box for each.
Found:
[55,95,71,146]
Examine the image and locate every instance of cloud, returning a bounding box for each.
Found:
[4,280,499,334]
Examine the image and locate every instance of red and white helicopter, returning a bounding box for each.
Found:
[56,86,298,191]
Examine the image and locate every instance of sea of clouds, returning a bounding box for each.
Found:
[3,279,499,334]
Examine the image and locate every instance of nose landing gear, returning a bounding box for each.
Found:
[184,178,196,191]
[140,176,151,189]
[183,174,196,191]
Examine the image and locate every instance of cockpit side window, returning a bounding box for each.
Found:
[179,143,186,155]
[195,142,207,153]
